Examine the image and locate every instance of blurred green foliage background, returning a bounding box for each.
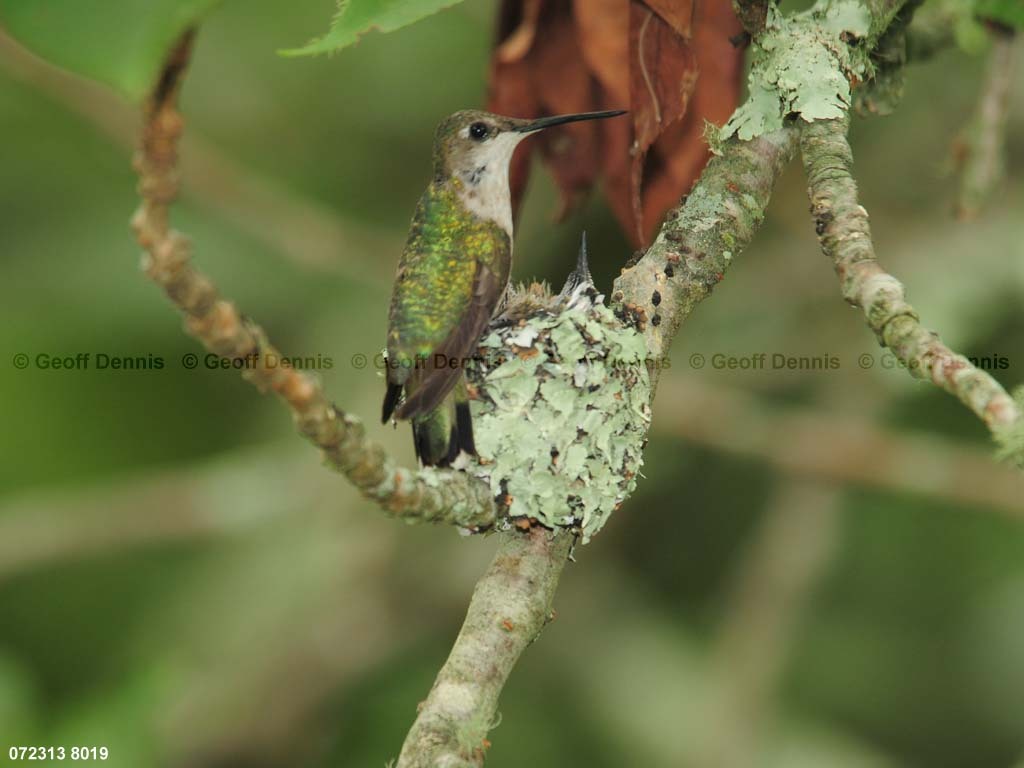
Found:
[1,1,1023,766]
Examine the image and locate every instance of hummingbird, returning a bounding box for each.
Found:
[382,108,626,466]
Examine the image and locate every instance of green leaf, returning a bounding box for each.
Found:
[281,0,468,57]
[975,0,1024,28]
[0,0,221,101]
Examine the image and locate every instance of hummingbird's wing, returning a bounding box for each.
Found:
[394,261,503,420]
[384,182,510,424]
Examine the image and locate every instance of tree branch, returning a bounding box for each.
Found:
[130,31,497,528]
[396,528,572,768]
[800,115,1024,461]
[612,127,798,391]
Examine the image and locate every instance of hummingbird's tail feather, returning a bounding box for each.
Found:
[409,380,476,467]
[382,383,403,424]
[455,398,476,456]
[412,417,459,467]
[410,398,463,467]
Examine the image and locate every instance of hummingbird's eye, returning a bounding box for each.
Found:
[469,122,490,141]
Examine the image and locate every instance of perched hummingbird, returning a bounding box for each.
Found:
[382,108,626,466]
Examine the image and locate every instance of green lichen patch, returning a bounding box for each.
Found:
[722,0,873,141]
[464,300,651,542]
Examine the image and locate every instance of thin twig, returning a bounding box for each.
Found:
[131,31,497,528]
[395,528,572,768]
[956,30,1020,219]
[800,115,1023,461]
[700,479,842,768]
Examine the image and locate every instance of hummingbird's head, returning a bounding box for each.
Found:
[432,109,626,235]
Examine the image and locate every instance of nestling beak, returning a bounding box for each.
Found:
[513,110,627,133]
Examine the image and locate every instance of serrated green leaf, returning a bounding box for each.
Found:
[281,0,468,57]
[0,0,222,101]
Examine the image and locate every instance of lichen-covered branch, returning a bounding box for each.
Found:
[800,115,1024,462]
[131,31,497,528]
[719,0,917,143]
[611,0,929,394]
[396,528,572,768]
[956,29,1019,219]
[611,127,798,390]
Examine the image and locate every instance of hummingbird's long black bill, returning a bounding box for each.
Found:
[515,109,627,133]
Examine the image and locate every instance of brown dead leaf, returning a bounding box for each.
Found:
[496,0,544,62]
[630,0,743,236]
[643,0,695,37]
[487,0,743,247]
[530,3,607,218]
[631,1,698,155]
[628,2,699,242]
[572,0,629,104]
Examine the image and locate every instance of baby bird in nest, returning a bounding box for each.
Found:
[495,233,603,327]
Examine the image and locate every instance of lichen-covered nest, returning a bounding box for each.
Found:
[463,296,651,542]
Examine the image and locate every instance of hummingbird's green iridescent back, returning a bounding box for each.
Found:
[385,176,510,421]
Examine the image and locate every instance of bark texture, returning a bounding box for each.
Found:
[800,116,1023,442]
[396,529,572,767]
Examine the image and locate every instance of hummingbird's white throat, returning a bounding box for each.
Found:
[454,128,526,239]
